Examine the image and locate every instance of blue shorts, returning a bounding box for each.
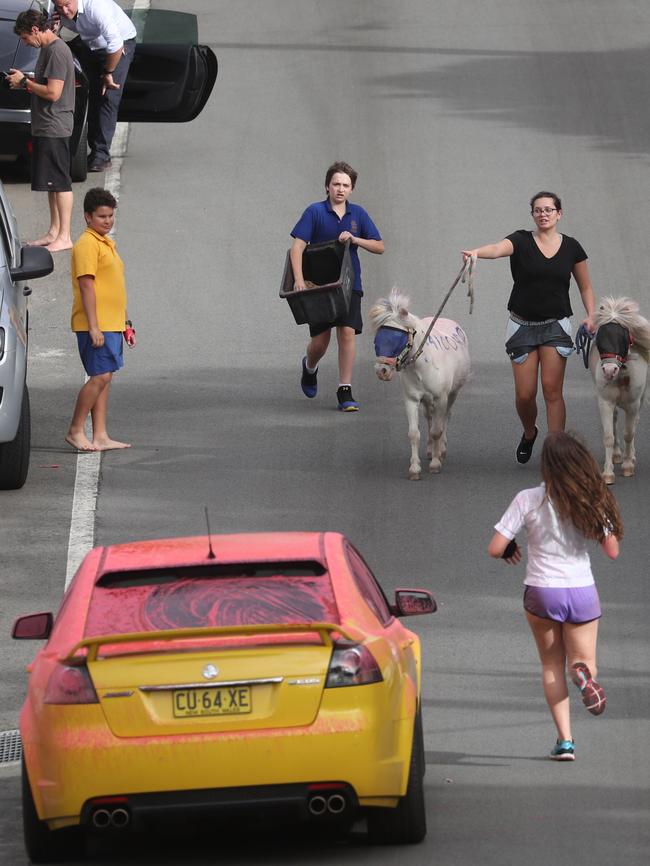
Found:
[524,584,601,624]
[76,332,124,376]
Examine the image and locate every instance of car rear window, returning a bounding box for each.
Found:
[84,563,339,637]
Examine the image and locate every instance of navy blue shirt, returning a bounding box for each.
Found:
[291,199,382,293]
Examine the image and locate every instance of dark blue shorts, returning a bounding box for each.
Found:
[76,331,123,376]
[524,584,601,624]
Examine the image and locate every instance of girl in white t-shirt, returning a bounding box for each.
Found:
[488,431,622,761]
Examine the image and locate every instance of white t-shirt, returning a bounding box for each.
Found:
[495,484,595,588]
[63,0,137,53]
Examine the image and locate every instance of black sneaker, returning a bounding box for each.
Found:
[337,386,359,412]
[300,357,318,398]
[88,158,113,172]
[516,426,538,464]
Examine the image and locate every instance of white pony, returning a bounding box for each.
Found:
[589,296,650,484]
[369,289,470,480]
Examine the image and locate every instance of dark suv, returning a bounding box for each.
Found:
[1,0,217,182]
[0,0,89,180]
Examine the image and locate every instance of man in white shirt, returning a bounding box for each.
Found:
[54,0,137,171]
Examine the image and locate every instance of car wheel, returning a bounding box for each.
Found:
[22,758,84,863]
[0,383,31,490]
[70,122,88,183]
[367,707,427,845]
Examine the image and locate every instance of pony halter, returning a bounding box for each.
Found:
[374,326,415,371]
[596,322,633,368]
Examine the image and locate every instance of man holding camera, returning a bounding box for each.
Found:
[8,10,75,252]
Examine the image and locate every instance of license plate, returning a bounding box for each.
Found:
[172,686,252,718]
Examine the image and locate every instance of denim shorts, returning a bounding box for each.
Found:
[76,331,124,376]
[524,584,602,624]
[505,316,574,365]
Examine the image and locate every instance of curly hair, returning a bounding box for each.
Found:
[83,187,117,214]
[541,431,623,542]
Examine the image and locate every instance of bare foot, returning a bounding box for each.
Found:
[46,239,73,253]
[65,432,97,452]
[28,235,57,247]
[93,436,131,451]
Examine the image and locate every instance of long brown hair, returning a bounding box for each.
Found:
[541,431,623,541]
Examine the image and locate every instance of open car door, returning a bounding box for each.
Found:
[117,9,217,123]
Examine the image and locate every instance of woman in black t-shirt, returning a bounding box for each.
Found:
[462,191,596,464]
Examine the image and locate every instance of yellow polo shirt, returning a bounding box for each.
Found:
[70,228,127,332]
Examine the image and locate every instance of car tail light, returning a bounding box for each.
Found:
[325,644,383,688]
[44,663,99,705]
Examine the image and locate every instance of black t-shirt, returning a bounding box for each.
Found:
[505,230,587,321]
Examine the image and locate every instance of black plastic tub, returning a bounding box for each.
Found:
[280,240,353,326]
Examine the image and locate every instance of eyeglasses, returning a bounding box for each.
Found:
[531,207,557,216]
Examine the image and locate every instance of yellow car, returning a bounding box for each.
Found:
[13,532,436,862]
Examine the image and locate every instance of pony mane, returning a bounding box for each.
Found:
[368,288,417,332]
[594,296,650,360]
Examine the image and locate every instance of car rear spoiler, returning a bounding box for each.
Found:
[62,621,362,663]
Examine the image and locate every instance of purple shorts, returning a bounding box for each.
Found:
[524,584,601,624]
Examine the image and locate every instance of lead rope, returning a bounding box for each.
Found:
[575,323,594,369]
[402,255,476,369]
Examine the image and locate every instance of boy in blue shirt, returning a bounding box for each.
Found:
[290,161,384,411]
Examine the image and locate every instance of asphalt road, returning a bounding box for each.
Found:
[1,1,649,864]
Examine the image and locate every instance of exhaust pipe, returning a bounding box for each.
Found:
[308,795,327,816]
[92,809,111,829]
[110,808,130,828]
[327,793,346,814]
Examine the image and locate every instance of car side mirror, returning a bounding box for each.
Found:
[12,612,53,640]
[391,589,437,617]
[10,245,54,281]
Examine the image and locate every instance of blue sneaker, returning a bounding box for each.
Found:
[337,385,359,412]
[549,739,575,761]
[301,357,318,398]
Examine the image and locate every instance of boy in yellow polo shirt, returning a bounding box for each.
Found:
[65,187,135,451]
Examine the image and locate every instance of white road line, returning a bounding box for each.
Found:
[65,0,151,587]
[0,3,154,761]
[64,123,131,589]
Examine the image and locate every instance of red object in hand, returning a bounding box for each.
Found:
[123,326,136,346]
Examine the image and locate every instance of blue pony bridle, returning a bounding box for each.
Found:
[374,326,416,371]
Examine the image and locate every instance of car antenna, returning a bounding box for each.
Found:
[204,507,216,560]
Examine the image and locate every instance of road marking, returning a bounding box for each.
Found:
[0,2,155,762]
[65,0,152,587]
[64,120,131,589]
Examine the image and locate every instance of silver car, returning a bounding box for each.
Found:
[0,179,53,489]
